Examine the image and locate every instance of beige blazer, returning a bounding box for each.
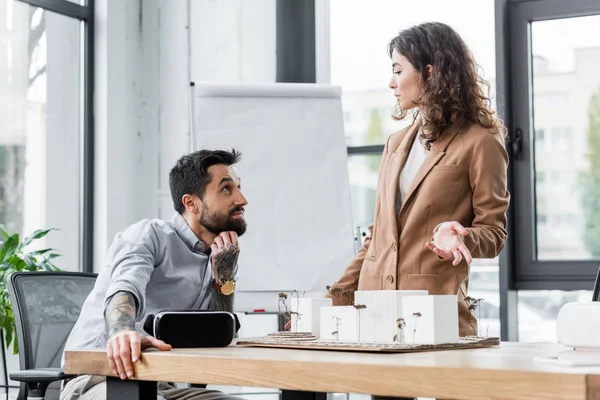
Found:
[332,118,510,336]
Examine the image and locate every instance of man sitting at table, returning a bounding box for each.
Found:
[60,149,248,400]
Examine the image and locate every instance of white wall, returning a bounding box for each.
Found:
[157,0,277,216]
[94,0,158,271]
[94,0,296,310]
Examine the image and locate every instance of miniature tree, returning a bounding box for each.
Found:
[278,293,288,313]
[393,317,406,344]
[278,293,289,331]
[290,289,305,331]
[291,311,301,332]
[353,304,367,341]
[326,285,354,306]
[332,316,342,341]
[290,289,306,301]
[412,312,422,344]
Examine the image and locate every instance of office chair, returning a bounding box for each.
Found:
[593,266,600,302]
[7,271,97,400]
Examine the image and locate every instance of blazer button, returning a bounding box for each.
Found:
[392,242,397,252]
[387,275,394,284]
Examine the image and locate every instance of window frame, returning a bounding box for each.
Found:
[16,0,94,273]
[507,0,600,290]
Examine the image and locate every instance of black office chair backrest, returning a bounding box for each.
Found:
[7,271,97,400]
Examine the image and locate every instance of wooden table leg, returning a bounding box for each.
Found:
[106,377,157,400]
[281,390,327,400]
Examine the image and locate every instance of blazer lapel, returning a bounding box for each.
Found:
[386,119,422,235]
[398,119,467,219]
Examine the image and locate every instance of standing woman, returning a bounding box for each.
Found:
[331,21,510,339]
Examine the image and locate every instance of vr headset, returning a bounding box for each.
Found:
[143,310,241,348]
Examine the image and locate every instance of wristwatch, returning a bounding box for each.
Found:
[213,279,236,296]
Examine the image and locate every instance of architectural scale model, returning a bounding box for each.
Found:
[276,288,466,345]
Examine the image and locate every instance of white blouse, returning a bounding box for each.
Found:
[395,128,429,214]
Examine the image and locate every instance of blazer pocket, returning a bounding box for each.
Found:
[406,273,459,295]
[431,165,460,172]
[358,271,383,290]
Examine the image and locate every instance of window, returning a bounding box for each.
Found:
[518,290,592,342]
[537,92,570,108]
[347,154,381,237]
[551,127,573,151]
[505,0,600,342]
[511,9,600,277]
[535,128,545,148]
[531,21,596,262]
[0,0,93,273]
[536,171,545,183]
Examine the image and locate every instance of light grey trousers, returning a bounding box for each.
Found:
[60,375,245,400]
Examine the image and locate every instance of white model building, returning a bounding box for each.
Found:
[290,298,332,335]
[319,305,359,341]
[354,290,428,343]
[402,295,459,344]
[314,290,460,344]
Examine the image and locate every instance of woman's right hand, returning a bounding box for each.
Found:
[106,330,171,380]
[425,221,473,266]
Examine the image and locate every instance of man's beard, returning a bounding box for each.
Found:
[199,204,247,236]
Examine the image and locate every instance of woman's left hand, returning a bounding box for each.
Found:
[425,221,473,266]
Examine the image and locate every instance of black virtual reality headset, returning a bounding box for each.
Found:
[142,310,241,348]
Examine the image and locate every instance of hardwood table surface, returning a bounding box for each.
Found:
[64,340,600,400]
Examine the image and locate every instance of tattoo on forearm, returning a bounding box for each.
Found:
[105,291,136,337]
[210,244,239,313]
[213,244,239,283]
[210,290,235,313]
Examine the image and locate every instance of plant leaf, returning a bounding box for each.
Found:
[23,255,36,271]
[12,334,18,355]
[0,224,9,240]
[10,258,27,272]
[0,234,19,263]
[0,226,60,355]
[20,229,54,250]
[5,324,13,352]
[28,248,53,256]
[7,254,23,266]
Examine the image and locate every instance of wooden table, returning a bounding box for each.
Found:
[64,341,600,400]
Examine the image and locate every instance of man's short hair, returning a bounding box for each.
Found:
[169,149,242,214]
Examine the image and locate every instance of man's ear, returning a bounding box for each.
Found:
[181,194,200,214]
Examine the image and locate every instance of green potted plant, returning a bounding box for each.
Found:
[0,225,61,354]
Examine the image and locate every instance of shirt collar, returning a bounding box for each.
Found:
[171,213,207,254]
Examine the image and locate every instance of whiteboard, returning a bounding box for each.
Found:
[194,82,354,292]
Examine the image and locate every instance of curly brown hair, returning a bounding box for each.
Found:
[388,22,506,149]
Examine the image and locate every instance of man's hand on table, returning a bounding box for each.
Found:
[104,291,171,380]
[107,330,171,380]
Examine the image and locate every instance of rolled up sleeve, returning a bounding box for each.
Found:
[102,222,162,321]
